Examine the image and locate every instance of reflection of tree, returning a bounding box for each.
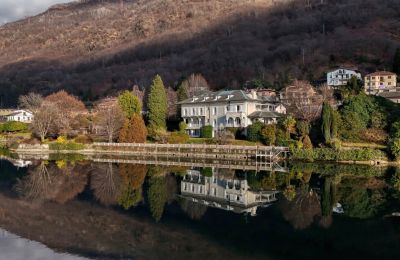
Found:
[16,161,53,202]
[117,164,147,210]
[15,162,89,204]
[146,167,167,222]
[180,199,207,220]
[340,188,385,219]
[280,189,321,230]
[91,163,121,206]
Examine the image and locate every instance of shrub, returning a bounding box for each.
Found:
[200,125,213,138]
[360,129,388,144]
[247,121,264,142]
[167,132,189,144]
[302,135,313,149]
[260,124,276,145]
[290,148,386,162]
[1,121,28,133]
[74,134,93,144]
[201,167,213,177]
[389,138,400,159]
[49,141,85,151]
[179,121,187,133]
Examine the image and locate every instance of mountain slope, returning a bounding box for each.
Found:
[0,0,399,105]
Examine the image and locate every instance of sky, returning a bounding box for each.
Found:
[0,0,69,24]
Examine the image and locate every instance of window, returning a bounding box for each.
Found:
[200,108,203,115]
[213,107,217,115]
[237,105,241,112]
[192,108,195,115]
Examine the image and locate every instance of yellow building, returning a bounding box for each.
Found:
[364,71,397,94]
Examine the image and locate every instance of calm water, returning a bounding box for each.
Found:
[0,158,399,260]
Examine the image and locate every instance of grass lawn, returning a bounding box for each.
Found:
[341,142,386,149]
[187,138,261,146]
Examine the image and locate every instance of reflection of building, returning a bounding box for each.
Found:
[180,169,278,216]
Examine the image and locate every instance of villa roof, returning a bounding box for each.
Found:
[178,90,260,105]
[365,71,396,77]
[248,110,285,119]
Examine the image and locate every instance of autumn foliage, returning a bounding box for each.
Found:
[118,114,148,143]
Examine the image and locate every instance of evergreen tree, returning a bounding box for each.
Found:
[321,101,332,143]
[147,75,168,131]
[176,81,189,101]
[118,90,142,119]
[393,48,400,76]
[146,167,167,222]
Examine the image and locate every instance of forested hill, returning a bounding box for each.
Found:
[0,0,399,106]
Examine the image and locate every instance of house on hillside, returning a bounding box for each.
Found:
[178,89,286,137]
[0,109,33,123]
[364,71,397,95]
[327,68,361,87]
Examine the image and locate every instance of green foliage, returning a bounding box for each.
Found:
[200,167,213,177]
[296,120,310,137]
[390,122,400,139]
[167,132,189,144]
[179,121,187,133]
[280,116,296,139]
[200,125,213,138]
[49,142,85,151]
[290,148,386,162]
[118,90,142,119]
[247,121,264,142]
[321,102,333,144]
[147,167,167,222]
[341,188,385,219]
[118,186,142,210]
[147,75,168,131]
[341,76,363,97]
[389,138,400,159]
[1,121,28,133]
[260,124,276,145]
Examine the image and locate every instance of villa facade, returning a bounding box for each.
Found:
[178,90,286,137]
[364,71,397,94]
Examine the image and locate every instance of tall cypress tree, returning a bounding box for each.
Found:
[147,75,168,131]
[321,101,332,143]
[118,90,142,119]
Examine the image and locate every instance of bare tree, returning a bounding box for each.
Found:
[18,92,43,113]
[31,102,59,142]
[95,104,125,143]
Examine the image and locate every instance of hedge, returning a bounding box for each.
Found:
[49,142,85,151]
[1,121,28,133]
[290,148,386,162]
[200,125,213,138]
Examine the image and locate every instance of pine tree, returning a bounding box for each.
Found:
[118,90,142,119]
[321,101,332,143]
[147,75,168,131]
[393,48,400,76]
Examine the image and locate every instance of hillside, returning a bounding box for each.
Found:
[0,0,399,105]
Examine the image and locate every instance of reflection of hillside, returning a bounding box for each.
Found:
[0,194,240,259]
[180,169,279,216]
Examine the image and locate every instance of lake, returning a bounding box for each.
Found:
[0,157,399,260]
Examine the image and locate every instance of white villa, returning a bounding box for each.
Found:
[0,109,33,123]
[180,169,279,216]
[327,68,361,87]
[178,90,286,137]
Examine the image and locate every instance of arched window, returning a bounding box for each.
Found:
[235,117,241,126]
[228,117,234,126]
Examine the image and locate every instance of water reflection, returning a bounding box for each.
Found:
[0,158,398,259]
[180,169,278,216]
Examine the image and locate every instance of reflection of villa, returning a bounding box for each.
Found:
[180,169,279,216]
